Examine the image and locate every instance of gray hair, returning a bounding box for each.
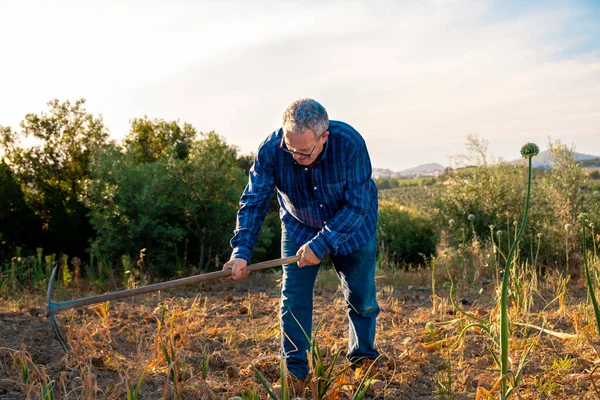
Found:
[282,98,329,137]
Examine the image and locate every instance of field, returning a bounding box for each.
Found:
[1,264,600,400]
[3,139,600,399]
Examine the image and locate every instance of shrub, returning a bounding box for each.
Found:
[435,137,588,267]
[378,201,438,268]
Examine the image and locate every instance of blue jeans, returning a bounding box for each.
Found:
[280,226,380,380]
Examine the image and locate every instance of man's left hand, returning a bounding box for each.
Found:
[296,243,321,267]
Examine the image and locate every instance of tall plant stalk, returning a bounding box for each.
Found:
[499,143,538,397]
[564,224,571,276]
[578,213,600,336]
[591,223,597,263]
[533,233,542,277]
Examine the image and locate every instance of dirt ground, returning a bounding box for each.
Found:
[1,268,599,399]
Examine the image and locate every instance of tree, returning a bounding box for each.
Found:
[172,132,247,271]
[451,133,490,167]
[85,131,248,276]
[0,162,41,260]
[0,99,108,256]
[85,144,187,275]
[237,153,255,175]
[376,179,391,190]
[123,117,197,164]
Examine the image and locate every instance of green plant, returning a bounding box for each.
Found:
[60,255,71,286]
[578,212,600,336]
[40,368,55,400]
[201,353,209,380]
[564,223,572,276]
[122,254,133,289]
[33,248,45,281]
[377,201,438,269]
[547,356,574,373]
[251,358,288,400]
[44,254,55,279]
[489,225,501,285]
[591,222,598,263]
[498,143,538,396]
[161,342,181,400]
[536,377,561,395]
[304,319,375,399]
[438,136,589,268]
[435,357,454,400]
[533,232,542,276]
[126,370,145,400]
[252,315,375,400]
[242,391,261,400]
[447,143,539,399]
[21,357,29,385]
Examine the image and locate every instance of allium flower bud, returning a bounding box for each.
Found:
[449,219,455,227]
[489,225,495,230]
[536,232,542,238]
[468,214,475,222]
[496,230,504,237]
[564,223,572,231]
[520,142,540,158]
[577,213,589,224]
[425,321,435,334]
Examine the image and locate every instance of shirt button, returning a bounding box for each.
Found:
[304,168,308,171]
[320,204,323,207]
[313,186,317,190]
[323,221,326,224]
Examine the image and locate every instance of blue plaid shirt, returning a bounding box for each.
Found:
[230,120,378,262]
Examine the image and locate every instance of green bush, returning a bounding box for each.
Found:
[434,137,588,267]
[84,132,247,277]
[378,201,438,268]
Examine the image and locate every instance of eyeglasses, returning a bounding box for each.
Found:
[280,134,323,158]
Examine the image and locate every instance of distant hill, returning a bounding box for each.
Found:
[511,150,600,168]
[373,150,600,180]
[398,163,445,177]
[373,163,445,179]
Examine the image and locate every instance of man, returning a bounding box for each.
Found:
[223,98,380,393]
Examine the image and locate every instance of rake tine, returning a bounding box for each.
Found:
[49,312,70,352]
[46,263,70,351]
[45,263,59,317]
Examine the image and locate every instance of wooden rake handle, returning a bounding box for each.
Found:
[46,255,301,314]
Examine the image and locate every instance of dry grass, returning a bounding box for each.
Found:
[1,265,600,399]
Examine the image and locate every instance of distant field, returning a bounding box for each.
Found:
[378,185,443,211]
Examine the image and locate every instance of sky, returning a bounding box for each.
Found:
[1,0,599,171]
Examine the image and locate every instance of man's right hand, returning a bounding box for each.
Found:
[223,258,249,281]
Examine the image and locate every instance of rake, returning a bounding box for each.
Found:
[46,255,300,351]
